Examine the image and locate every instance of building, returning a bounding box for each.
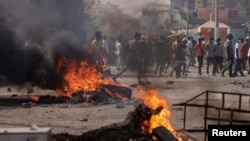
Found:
[197,19,230,42]
[199,0,246,26]
[140,2,171,34]
[171,0,247,27]
[246,0,250,33]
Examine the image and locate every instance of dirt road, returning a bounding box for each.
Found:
[0,65,250,141]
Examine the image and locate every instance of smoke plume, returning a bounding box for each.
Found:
[0,0,93,89]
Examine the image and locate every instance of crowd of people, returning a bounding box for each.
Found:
[89,31,250,85]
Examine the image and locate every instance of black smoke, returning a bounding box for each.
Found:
[0,0,94,89]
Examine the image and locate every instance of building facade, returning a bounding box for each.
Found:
[140,2,171,34]
[171,0,247,26]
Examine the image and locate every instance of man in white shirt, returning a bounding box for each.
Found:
[91,31,109,72]
[185,36,193,73]
[233,38,244,76]
[115,38,122,70]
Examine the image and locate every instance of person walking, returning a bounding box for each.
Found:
[194,38,205,75]
[212,38,224,75]
[240,38,249,71]
[247,44,250,74]
[112,32,145,85]
[114,38,122,71]
[163,38,173,74]
[142,36,152,74]
[185,36,193,73]
[91,31,107,72]
[154,35,166,76]
[233,38,244,77]
[205,37,215,76]
[221,33,234,77]
[191,37,197,67]
[170,37,186,78]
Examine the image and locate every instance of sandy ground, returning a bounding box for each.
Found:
[1,64,250,141]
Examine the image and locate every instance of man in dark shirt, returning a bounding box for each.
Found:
[221,33,234,77]
[170,37,186,78]
[154,35,166,76]
[112,32,145,85]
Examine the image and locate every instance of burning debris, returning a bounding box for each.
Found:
[0,0,132,106]
[0,51,132,107]
[54,57,132,103]
[0,87,183,141]
[52,103,179,141]
[0,1,184,140]
[52,88,183,141]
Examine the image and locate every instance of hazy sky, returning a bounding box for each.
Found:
[101,0,170,7]
[100,0,170,18]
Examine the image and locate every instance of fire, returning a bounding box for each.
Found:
[30,95,40,102]
[139,87,183,141]
[55,57,127,98]
[101,57,109,71]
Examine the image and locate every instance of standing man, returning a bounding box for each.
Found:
[114,38,122,71]
[91,31,106,71]
[212,38,224,75]
[164,37,174,74]
[221,33,234,77]
[191,37,197,67]
[154,35,166,76]
[170,37,186,78]
[185,36,193,73]
[205,37,215,76]
[194,38,205,75]
[171,36,181,70]
[247,44,250,74]
[240,38,249,71]
[233,38,244,77]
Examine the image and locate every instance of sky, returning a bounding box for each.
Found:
[100,0,170,18]
[101,0,170,7]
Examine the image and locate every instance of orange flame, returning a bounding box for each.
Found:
[55,57,127,99]
[30,96,40,102]
[139,87,183,141]
[101,57,110,71]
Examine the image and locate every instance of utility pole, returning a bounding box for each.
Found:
[214,0,219,39]
[186,0,189,36]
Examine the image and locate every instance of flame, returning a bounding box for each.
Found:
[101,57,110,71]
[55,57,127,98]
[139,87,183,141]
[31,96,40,102]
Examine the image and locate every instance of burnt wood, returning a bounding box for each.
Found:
[0,95,68,106]
[0,96,32,106]
[52,103,177,141]
[153,126,178,141]
[101,84,132,99]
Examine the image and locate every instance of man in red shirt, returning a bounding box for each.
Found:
[194,38,205,75]
[240,39,249,71]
